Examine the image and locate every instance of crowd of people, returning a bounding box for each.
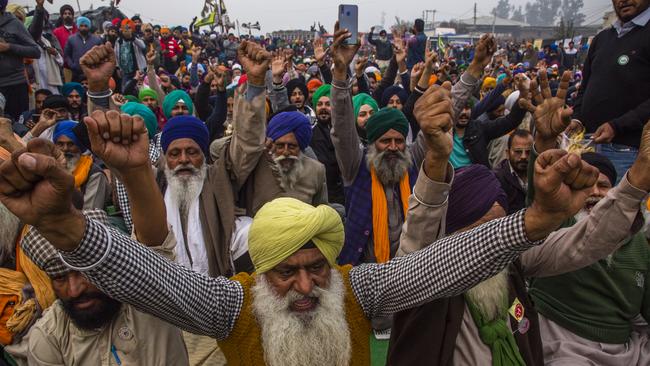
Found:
[0,0,649,365]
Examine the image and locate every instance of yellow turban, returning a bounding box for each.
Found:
[482,77,497,91]
[248,198,344,274]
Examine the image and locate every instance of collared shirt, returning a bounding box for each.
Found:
[508,160,528,192]
[613,5,650,38]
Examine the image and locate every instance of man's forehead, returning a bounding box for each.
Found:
[167,138,201,151]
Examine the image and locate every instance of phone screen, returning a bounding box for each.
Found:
[338,4,358,45]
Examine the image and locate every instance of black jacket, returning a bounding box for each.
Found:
[310,121,345,205]
[460,103,526,168]
[494,159,527,215]
[367,31,393,61]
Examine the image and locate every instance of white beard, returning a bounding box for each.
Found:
[164,163,207,220]
[252,270,351,366]
[465,269,510,322]
[0,203,22,266]
[64,153,81,173]
[366,145,413,186]
[273,153,304,191]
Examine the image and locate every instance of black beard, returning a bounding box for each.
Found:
[79,30,90,37]
[61,292,122,331]
[317,115,331,126]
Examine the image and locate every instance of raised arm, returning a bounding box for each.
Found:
[349,148,599,319]
[329,22,363,185]
[0,140,244,339]
[521,122,650,277]
[146,48,166,106]
[451,34,496,118]
[227,41,270,187]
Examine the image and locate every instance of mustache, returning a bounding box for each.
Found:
[172,164,200,175]
[273,155,300,163]
[585,196,602,206]
[65,292,107,306]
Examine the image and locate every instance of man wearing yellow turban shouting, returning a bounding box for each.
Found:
[0,63,600,366]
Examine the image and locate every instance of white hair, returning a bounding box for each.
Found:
[465,269,510,322]
[252,270,351,366]
[164,162,207,220]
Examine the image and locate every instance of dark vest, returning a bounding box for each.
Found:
[337,153,418,265]
[388,261,544,366]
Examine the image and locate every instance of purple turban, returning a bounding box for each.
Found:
[161,116,210,157]
[266,111,312,151]
[446,165,508,234]
[380,85,408,108]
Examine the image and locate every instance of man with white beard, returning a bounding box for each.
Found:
[52,120,109,210]
[388,80,650,365]
[266,110,327,206]
[0,61,603,366]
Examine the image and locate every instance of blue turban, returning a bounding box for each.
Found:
[61,82,85,99]
[445,164,508,234]
[52,121,85,151]
[76,16,91,28]
[266,111,312,151]
[160,116,209,157]
[380,85,408,108]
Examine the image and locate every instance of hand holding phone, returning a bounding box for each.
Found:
[338,4,358,45]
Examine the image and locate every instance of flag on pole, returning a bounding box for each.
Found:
[195,12,217,28]
[437,35,445,52]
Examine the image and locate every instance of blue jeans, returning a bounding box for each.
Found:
[596,143,638,184]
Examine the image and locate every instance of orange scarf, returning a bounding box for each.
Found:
[73,155,93,189]
[370,167,411,263]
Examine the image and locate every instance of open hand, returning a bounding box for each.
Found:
[271,54,287,81]
[523,70,573,150]
[80,43,116,92]
[313,38,327,65]
[355,56,368,78]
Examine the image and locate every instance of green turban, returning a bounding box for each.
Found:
[162,90,194,119]
[121,102,158,139]
[248,197,344,274]
[311,84,331,108]
[124,95,139,104]
[365,107,410,144]
[353,93,379,119]
[138,88,159,103]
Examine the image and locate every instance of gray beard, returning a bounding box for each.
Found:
[273,153,304,191]
[64,153,81,173]
[252,271,351,366]
[0,203,22,267]
[465,269,510,322]
[164,163,207,221]
[366,145,413,186]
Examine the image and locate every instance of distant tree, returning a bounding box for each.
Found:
[525,0,561,26]
[511,6,525,22]
[561,0,586,26]
[492,0,514,19]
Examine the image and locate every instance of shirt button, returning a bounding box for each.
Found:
[364,230,370,236]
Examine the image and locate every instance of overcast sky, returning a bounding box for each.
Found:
[15,0,613,33]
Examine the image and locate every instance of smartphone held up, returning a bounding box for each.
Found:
[338,4,358,45]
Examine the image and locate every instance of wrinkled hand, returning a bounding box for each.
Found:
[424,49,438,72]
[0,139,74,227]
[80,43,116,92]
[355,56,368,78]
[564,119,585,137]
[313,38,327,65]
[593,122,616,144]
[237,40,271,86]
[523,70,573,148]
[331,21,361,77]
[84,110,149,177]
[470,34,496,70]
[531,149,598,222]
[414,82,454,160]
